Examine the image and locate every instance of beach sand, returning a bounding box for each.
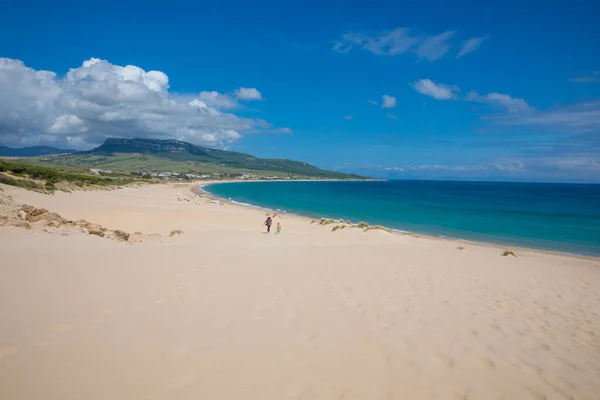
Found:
[1,182,600,399]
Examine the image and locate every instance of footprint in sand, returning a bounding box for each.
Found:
[0,346,18,358]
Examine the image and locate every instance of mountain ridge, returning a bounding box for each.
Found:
[17,138,365,179]
[0,145,76,157]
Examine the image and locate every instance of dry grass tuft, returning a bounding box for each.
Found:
[502,250,516,257]
[366,225,392,233]
[457,246,465,251]
[319,219,335,226]
[356,221,369,229]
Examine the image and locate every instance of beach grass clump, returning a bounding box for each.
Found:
[457,246,465,251]
[367,225,392,233]
[319,219,335,226]
[356,221,369,229]
[310,219,316,224]
[502,250,516,257]
[331,225,346,232]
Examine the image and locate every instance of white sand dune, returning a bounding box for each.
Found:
[1,183,600,399]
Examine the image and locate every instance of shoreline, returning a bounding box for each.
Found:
[197,180,600,261]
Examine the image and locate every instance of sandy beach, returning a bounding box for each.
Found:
[1,182,600,399]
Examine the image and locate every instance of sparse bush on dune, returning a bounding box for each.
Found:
[502,250,516,257]
[0,160,136,192]
[331,225,346,232]
[457,246,465,251]
[366,225,392,233]
[310,220,316,224]
[356,221,369,229]
[319,219,335,226]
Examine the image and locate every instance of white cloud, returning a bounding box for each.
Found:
[411,79,529,112]
[457,36,488,58]
[411,79,458,100]
[467,91,530,112]
[333,28,419,56]
[276,127,293,134]
[386,157,600,174]
[0,57,273,149]
[344,115,353,120]
[416,31,455,61]
[569,71,600,83]
[198,91,238,109]
[333,28,485,62]
[235,87,263,101]
[366,99,378,106]
[382,95,396,108]
[498,101,600,131]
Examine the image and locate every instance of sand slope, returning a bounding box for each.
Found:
[1,183,600,399]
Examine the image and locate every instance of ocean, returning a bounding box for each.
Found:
[204,180,600,257]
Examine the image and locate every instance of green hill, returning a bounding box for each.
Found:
[0,145,76,157]
[21,138,364,180]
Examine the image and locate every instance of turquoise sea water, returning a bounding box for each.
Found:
[204,180,600,256]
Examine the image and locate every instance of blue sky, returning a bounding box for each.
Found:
[0,0,599,182]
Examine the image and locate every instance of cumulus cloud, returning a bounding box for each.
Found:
[382,95,396,108]
[415,31,455,61]
[197,91,238,109]
[457,36,488,58]
[467,91,530,112]
[0,57,277,149]
[235,87,263,101]
[411,79,458,100]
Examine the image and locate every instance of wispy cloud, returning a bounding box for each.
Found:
[366,99,378,106]
[275,127,293,134]
[457,36,488,58]
[382,95,396,108]
[386,113,397,120]
[569,71,600,83]
[343,115,353,120]
[385,156,600,177]
[411,79,530,112]
[467,91,530,112]
[333,27,481,62]
[411,79,458,100]
[333,28,419,56]
[416,31,455,61]
[498,101,600,132]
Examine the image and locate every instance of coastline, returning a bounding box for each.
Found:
[198,180,600,261]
